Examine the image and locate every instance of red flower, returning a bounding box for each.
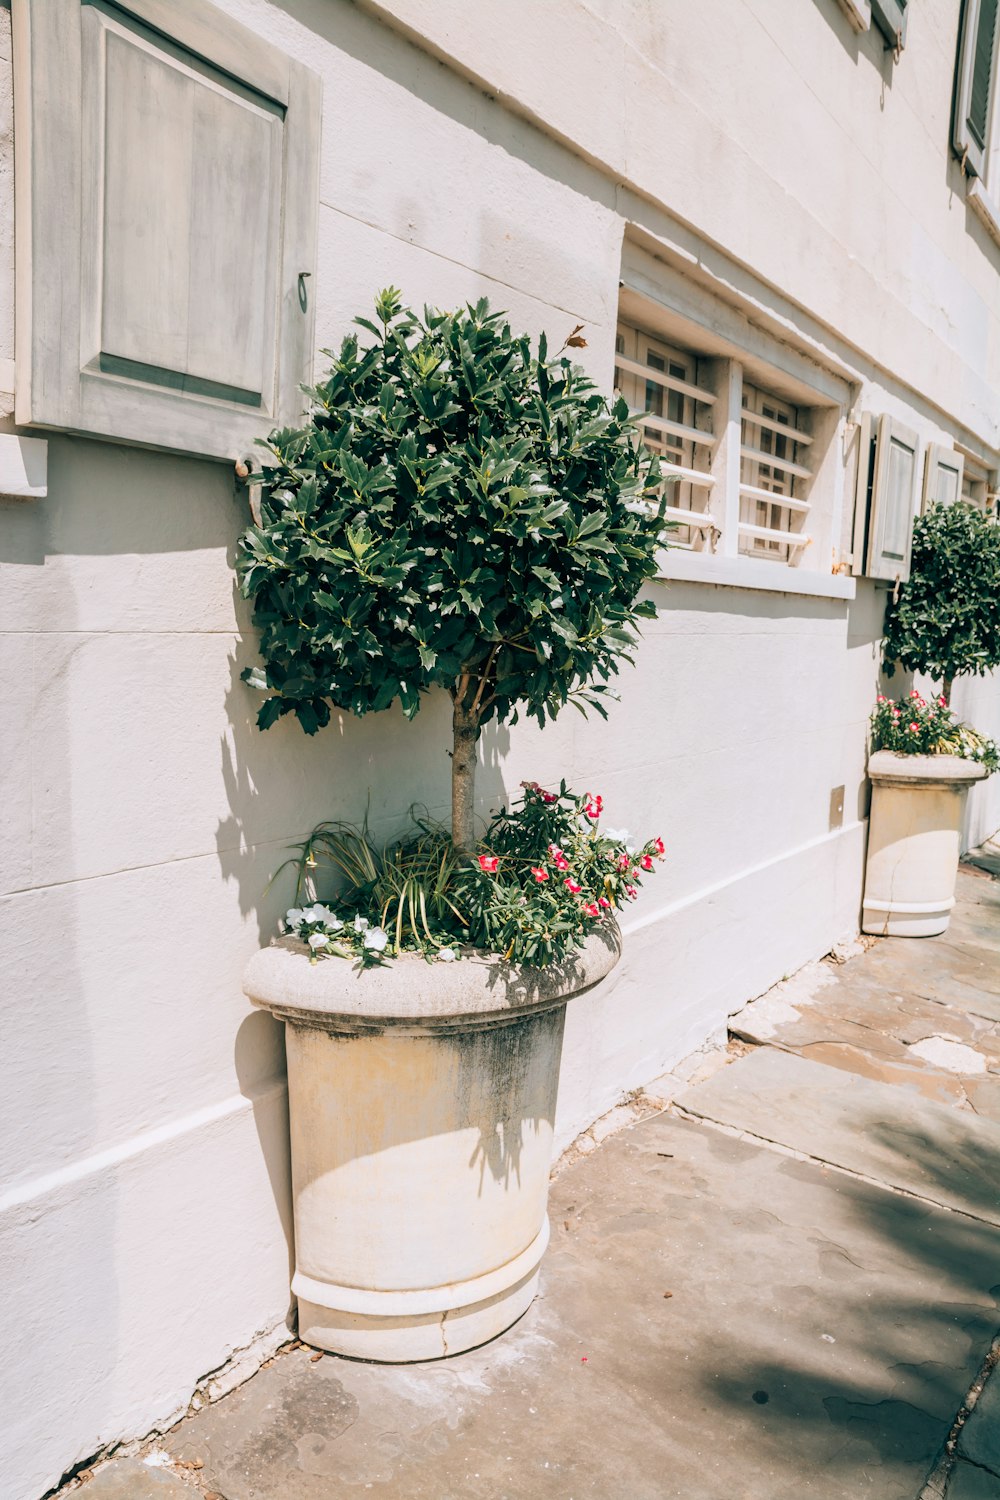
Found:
[640,854,654,872]
[531,867,549,882]
[598,897,611,908]
[585,804,600,820]
[617,854,630,871]
[582,902,600,917]
[626,885,638,899]
[564,878,582,893]
[653,837,666,856]
[908,723,919,732]
[478,854,499,873]
[876,695,886,704]
[542,791,558,804]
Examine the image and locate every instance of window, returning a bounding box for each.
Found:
[614,325,716,550]
[959,449,1000,515]
[614,310,841,584]
[954,0,1000,180]
[739,385,812,565]
[13,0,321,460]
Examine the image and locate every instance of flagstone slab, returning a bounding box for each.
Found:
[676,1047,1000,1226]
[956,1359,1000,1478]
[157,1112,1000,1500]
[730,962,1000,1117]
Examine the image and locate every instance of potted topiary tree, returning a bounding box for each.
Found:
[863,501,1000,936]
[237,290,671,1360]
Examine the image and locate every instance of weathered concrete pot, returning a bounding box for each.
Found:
[243,925,620,1362]
[862,751,988,937]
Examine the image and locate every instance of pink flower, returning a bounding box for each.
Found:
[582,902,600,917]
[876,695,886,704]
[910,689,919,698]
[908,723,919,732]
[555,856,569,871]
[617,854,630,871]
[478,855,499,873]
[640,854,654,872]
[564,878,582,894]
[531,867,549,882]
[653,837,665,856]
[938,696,947,707]
[625,885,638,899]
[598,897,610,908]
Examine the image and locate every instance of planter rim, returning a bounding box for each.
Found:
[243,920,621,1034]
[867,750,990,789]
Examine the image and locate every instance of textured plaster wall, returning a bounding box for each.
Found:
[1,1,998,1496]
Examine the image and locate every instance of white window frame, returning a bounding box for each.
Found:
[955,0,1000,244]
[958,447,1000,515]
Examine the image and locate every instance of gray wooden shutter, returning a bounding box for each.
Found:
[871,0,907,49]
[13,0,321,461]
[867,416,921,582]
[954,0,1000,178]
[922,444,965,512]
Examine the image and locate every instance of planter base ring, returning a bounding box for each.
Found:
[293,1218,550,1318]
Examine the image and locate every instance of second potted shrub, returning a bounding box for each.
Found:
[863,502,1000,937]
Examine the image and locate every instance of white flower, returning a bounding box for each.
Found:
[437,948,456,963]
[304,903,338,925]
[353,915,370,933]
[624,499,654,515]
[285,907,306,928]
[362,927,388,952]
[604,827,631,844]
[308,933,329,950]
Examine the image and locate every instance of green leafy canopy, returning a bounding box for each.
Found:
[237,289,671,736]
[883,501,1000,691]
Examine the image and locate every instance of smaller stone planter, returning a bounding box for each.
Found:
[863,751,988,937]
[244,925,620,1362]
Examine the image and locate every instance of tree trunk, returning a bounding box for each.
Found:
[451,698,479,854]
[943,675,954,707]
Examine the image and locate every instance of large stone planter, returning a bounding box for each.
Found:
[243,925,620,1362]
[862,751,988,937]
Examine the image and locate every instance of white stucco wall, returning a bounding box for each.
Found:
[2,2,998,1496]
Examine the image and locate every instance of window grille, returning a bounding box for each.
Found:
[738,384,812,564]
[614,324,716,550]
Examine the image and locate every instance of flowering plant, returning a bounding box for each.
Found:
[870,690,999,773]
[280,782,665,967]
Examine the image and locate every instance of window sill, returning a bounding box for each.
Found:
[835,0,871,32]
[654,548,857,601]
[968,179,1000,250]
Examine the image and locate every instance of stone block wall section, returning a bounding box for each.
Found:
[0,2,998,1497]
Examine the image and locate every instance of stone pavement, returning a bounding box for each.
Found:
[67,865,1000,1500]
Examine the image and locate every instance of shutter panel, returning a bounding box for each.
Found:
[871,0,907,49]
[13,0,321,460]
[922,445,965,512]
[954,0,1000,178]
[867,416,921,582]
